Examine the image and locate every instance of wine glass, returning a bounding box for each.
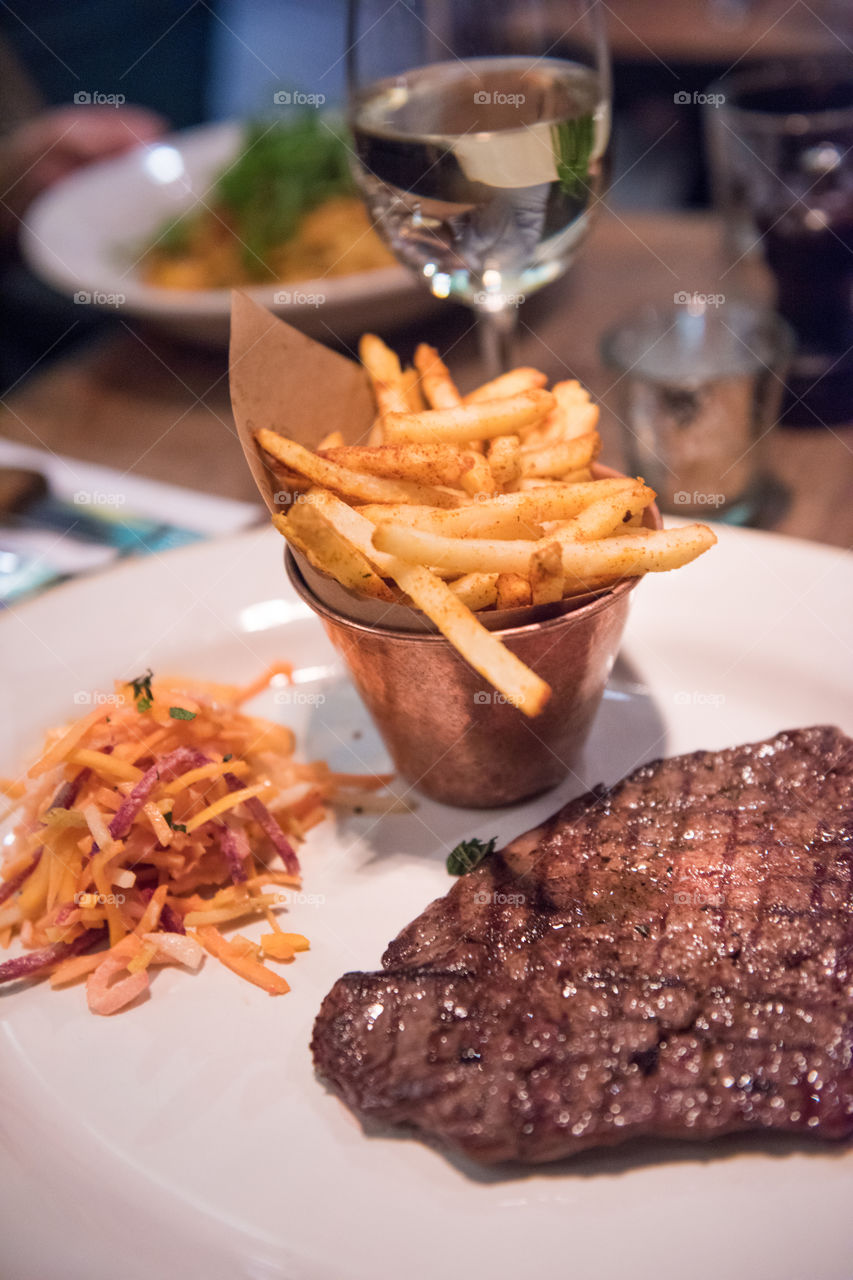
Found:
[346,0,611,372]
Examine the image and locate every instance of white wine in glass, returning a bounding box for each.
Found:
[347,0,611,370]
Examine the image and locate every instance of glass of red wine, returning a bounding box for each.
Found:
[706,57,853,427]
[346,0,611,373]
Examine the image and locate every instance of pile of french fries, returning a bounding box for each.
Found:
[258,337,716,718]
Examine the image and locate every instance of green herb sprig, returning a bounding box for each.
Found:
[129,669,154,714]
[168,706,197,721]
[551,114,595,196]
[447,836,498,877]
[153,116,354,278]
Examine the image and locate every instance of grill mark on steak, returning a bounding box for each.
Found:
[312,727,853,1164]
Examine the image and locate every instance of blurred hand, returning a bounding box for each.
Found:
[1,104,167,237]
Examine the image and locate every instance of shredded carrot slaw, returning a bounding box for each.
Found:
[0,664,392,1013]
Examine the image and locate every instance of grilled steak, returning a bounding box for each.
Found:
[312,726,853,1164]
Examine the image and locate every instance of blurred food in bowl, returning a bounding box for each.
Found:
[141,118,394,290]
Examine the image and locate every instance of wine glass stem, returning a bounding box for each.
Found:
[475,305,518,377]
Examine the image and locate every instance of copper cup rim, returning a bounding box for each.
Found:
[286,548,643,643]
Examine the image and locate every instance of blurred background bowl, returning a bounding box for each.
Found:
[19,120,441,346]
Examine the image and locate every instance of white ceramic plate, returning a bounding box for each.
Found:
[1,522,852,1280]
[20,121,439,345]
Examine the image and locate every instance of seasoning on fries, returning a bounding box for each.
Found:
[258,337,717,718]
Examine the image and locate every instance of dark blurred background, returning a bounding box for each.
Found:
[1,0,851,390]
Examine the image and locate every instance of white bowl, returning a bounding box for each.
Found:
[21,120,440,345]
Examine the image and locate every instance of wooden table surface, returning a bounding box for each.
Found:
[3,210,853,549]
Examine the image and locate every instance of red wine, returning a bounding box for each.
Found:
[759,203,853,357]
[728,71,853,423]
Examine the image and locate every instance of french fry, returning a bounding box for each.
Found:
[401,366,425,412]
[263,331,718,716]
[561,571,643,598]
[464,368,548,402]
[519,432,600,478]
[321,443,496,496]
[414,344,462,409]
[529,541,564,605]
[549,484,655,543]
[387,560,551,716]
[303,491,550,715]
[517,419,562,448]
[383,389,554,444]
[355,502,438,525]
[557,525,717,583]
[373,521,717,579]
[359,479,635,539]
[487,435,521,487]
[317,429,345,450]
[549,381,600,439]
[358,501,545,540]
[373,522,535,575]
[256,430,463,508]
[515,472,593,487]
[305,488,398,574]
[267,464,312,493]
[456,453,496,496]
[274,507,394,601]
[359,334,409,419]
[448,572,499,611]
[495,572,532,609]
[521,382,598,447]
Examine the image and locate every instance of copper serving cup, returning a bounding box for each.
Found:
[229,301,660,805]
[285,479,660,808]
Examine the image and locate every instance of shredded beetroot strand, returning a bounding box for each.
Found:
[0,850,42,908]
[224,772,300,874]
[53,902,77,926]
[109,747,211,839]
[48,766,90,813]
[159,903,186,935]
[244,795,300,875]
[0,927,104,985]
[0,767,91,908]
[218,823,250,884]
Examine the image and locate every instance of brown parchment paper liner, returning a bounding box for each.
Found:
[230,293,661,633]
